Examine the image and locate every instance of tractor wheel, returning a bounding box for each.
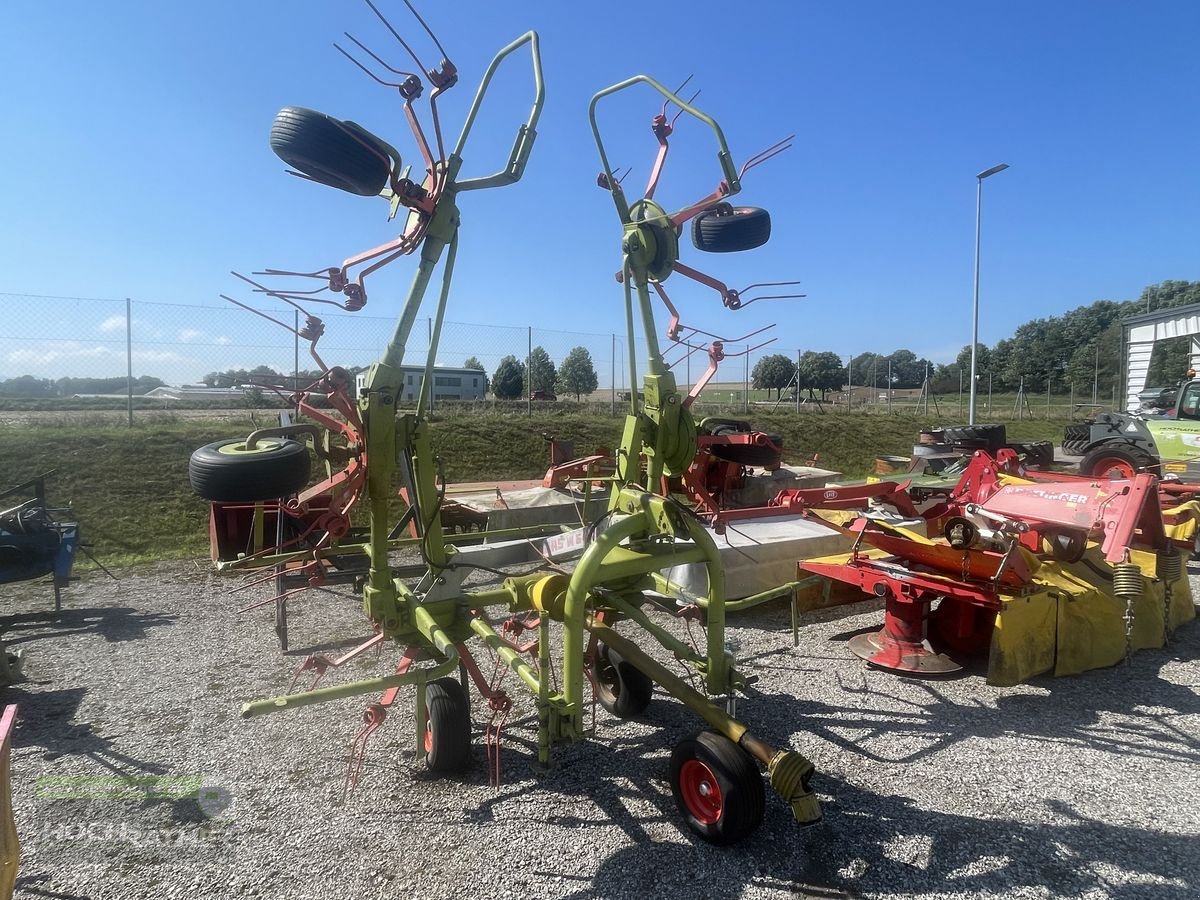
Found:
[938,423,1006,450]
[1078,445,1158,480]
[269,106,392,197]
[691,205,771,253]
[591,642,652,718]
[424,677,472,773]
[1062,423,1092,456]
[1010,441,1054,469]
[669,731,764,845]
[189,439,310,502]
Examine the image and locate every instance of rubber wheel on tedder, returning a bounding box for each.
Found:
[189,438,310,502]
[424,677,472,773]
[591,642,653,718]
[669,730,765,845]
[1078,445,1157,480]
[691,205,771,253]
[270,106,393,197]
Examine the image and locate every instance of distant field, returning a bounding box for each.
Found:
[0,411,1075,568]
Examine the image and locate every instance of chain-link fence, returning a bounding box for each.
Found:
[1,292,1104,421]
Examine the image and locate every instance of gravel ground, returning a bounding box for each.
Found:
[3,559,1198,900]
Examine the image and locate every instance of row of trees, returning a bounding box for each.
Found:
[749,281,1200,400]
[483,346,599,400]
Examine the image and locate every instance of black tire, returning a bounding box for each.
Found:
[938,424,1006,449]
[691,205,771,253]
[591,642,652,718]
[189,439,310,502]
[424,677,472,773]
[706,433,783,468]
[270,106,392,196]
[1063,423,1092,456]
[1009,441,1054,469]
[669,731,765,845]
[1078,444,1158,480]
[702,418,752,436]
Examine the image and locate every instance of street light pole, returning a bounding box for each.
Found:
[968,162,1009,425]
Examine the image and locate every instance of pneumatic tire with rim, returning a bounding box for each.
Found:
[270,106,392,196]
[691,205,771,253]
[424,677,472,774]
[591,642,652,718]
[189,439,310,502]
[1078,445,1158,480]
[669,730,764,845]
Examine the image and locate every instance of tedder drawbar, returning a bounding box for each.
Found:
[189,1,817,844]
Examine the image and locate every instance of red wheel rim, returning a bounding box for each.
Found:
[424,724,433,754]
[1094,457,1135,479]
[679,759,723,825]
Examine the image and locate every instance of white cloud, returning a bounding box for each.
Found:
[5,343,188,367]
[98,315,126,334]
[215,335,232,345]
[178,328,205,342]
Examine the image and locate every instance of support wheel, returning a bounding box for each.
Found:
[669,731,764,845]
[691,205,771,252]
[424,677,472,773]
[189,438,310,502]
[1078,445,1157,480]
[591,642,652,718]
[270,106,392,196]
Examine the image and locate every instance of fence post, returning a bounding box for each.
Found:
[527,326,532,417]
[125,297,133,427]
[293,309,300,392]
[795,349,801,414]
[611,333,616,416]
[743,350,749,414]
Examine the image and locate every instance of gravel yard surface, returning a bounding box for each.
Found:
[3,561,1198,900]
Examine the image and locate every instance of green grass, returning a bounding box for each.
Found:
[0,411,1075,567]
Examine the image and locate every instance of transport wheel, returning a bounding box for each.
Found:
[1009,440,1054,469]
[938,423,1006,450]
[269,106,392,196]
[591,642,652,718]
[424,677,472,773]
[1079,445,1156,480]
[189,438,310,502]
[669,731,764,845]
[691,205,771,252]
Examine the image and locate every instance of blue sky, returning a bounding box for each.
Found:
[2,0,1198,382]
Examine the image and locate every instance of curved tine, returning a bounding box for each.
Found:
[231,272,339,312]
[364,0,427,75]
[344,32,419,79]
[660,74,694,117]
[738,291,807,308]
[739,280,803,292]
[401,0,450,62]
[670,89,700,128]
[723,336,778,357]
[738,134,795,179]
[688,322,776,344]
[334,41,409,89]
[220,295,300,333]
[256,267,335,281]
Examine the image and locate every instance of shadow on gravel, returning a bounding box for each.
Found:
[12,872,94,899]
[6,685,170,779]
[2,606,176,644]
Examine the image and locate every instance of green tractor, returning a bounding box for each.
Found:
[1064,379,1200,478]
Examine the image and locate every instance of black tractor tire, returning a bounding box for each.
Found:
[702,418,752,436]
[1078,444,1159,480]
[938,423,1006,450]
[669,730,765,845]
[269,106,392,197]
[706,433,784,469]
[424,677,472,773]
[1062,424,1092,456]
[189,439,310,502]
[691,205,771,253]
[1009,441,1054,469]
[591,642,653,718]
